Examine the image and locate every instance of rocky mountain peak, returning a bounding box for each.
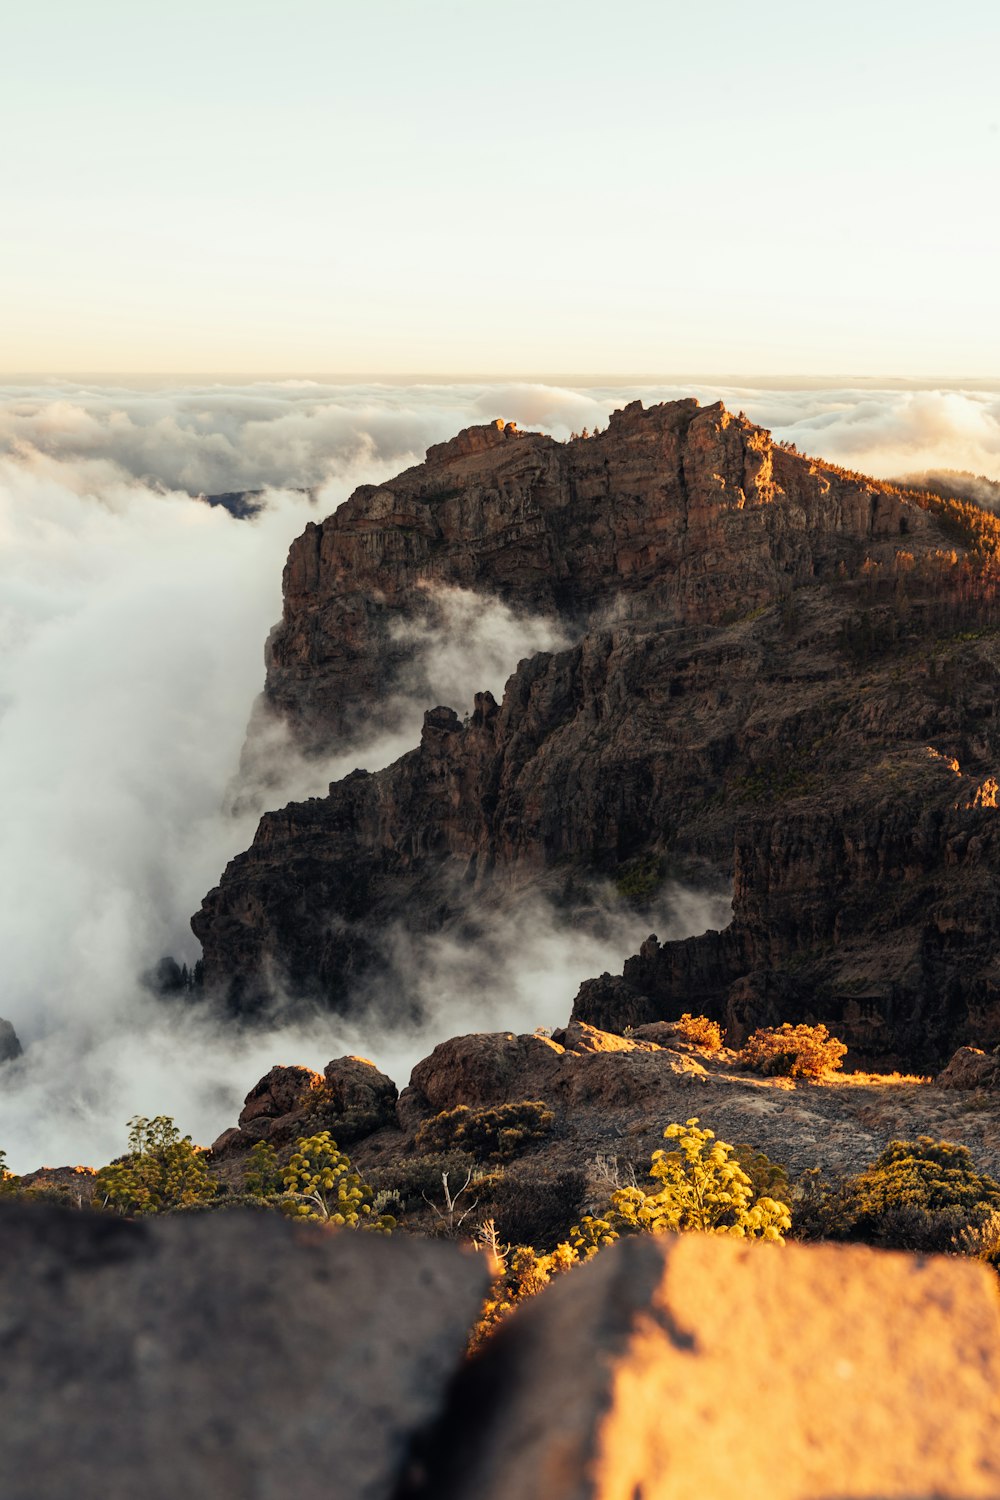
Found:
[193,400,1000,1067]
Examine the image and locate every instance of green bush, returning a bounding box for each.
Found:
[739,1022,847,1080]
[414,1100,555,1163]
[244,1139,284,1198]
[281,1130,394,1231]
[790,1137,1000,1252]
[94,1116,219,1216]
[614,853,665,908]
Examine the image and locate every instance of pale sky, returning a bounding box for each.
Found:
[2,0,998,377]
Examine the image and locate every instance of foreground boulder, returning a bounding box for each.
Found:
[0,1202,487,1500]
[421,1234,1000,1500]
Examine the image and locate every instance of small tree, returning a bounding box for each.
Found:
[94,1116,218,1216]
[597,1119,791,1241]
[281,1130,394,1232]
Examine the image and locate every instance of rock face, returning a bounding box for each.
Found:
[193,399,1000,1066]
[0,1017,22,1062]
[419,1233,1000,1500]
[263,403,922,752]
[0,1201,487,1500]
[937,1044,1000,1089]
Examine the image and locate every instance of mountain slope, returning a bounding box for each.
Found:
[192,398,1000,1066]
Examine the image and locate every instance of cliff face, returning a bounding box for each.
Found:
[193,398,1000,1066]
[263,400,920,750]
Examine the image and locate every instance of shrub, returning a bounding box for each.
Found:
[614,853,665,908]
[471,1224,581,1351]
[790,1137,1000,1252]
[281,1130,395,1232]
[244,1139,284,1198]
[958,1209,1000,1271]
[673,1013,724,1051]
[94,1116,219,1216]
[487,1167,586,1252]
[367,1151,477,1210]
[600,1119,791,1240]
[414,1100,555,1163]
[739,1022,847,1080]
[840,1136,1000,1251]
[734,1143,790,1200]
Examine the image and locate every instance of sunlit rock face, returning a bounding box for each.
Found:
[193,400,1000,1066]
[421,1233,1000,1500]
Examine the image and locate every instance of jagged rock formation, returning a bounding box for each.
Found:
[193,399,1000,1066]
[262,402,925,751]
[4,1198,998,1500]
[0,1017,22,1063]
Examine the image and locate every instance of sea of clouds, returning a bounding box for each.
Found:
[1,377,998,1171]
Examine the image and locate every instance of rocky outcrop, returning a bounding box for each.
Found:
[210,1054,397,1163]
[263,402,926,752]
[937,1044,1000,1089]
[0,1017,22,1062]
[0,1201,487,1500]
[193,399,1000,1067]
[419,1233,1000,1500]
[7,1197,998,1500]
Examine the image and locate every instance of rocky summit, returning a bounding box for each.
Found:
[192,398,1000,1067]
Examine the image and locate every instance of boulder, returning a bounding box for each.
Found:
[323,1054,398,1120]
[0,1201,487,1500]
[421,1233,1000,1500]
[937,1045,1000,1089]
[237,1062,322,1127]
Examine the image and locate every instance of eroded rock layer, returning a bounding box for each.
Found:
[193,399,1000,1065]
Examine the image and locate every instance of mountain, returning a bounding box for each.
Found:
[192,399,1000,1067]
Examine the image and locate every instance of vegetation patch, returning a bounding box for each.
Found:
[671,1013,724,1051]
[739,1022,847,1080]
[415,1100,555,1163]
[614,853,666,907]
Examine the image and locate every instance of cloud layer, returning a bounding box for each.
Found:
[2,378,998,497]
[1,378,997,1171]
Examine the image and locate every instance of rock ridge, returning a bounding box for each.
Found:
[193,398,1000,1065]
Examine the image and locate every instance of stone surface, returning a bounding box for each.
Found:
[192,399,1000,1067]
[212,1055,398,1160]
[937,1045,1000,1089]
[0,1016,22,1062]
[0,1201,487,1500]
[420,1233,1000,1500]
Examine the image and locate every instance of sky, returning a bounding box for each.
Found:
[2,0,998,377]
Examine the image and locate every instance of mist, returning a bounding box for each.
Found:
[1,378,997,1172]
